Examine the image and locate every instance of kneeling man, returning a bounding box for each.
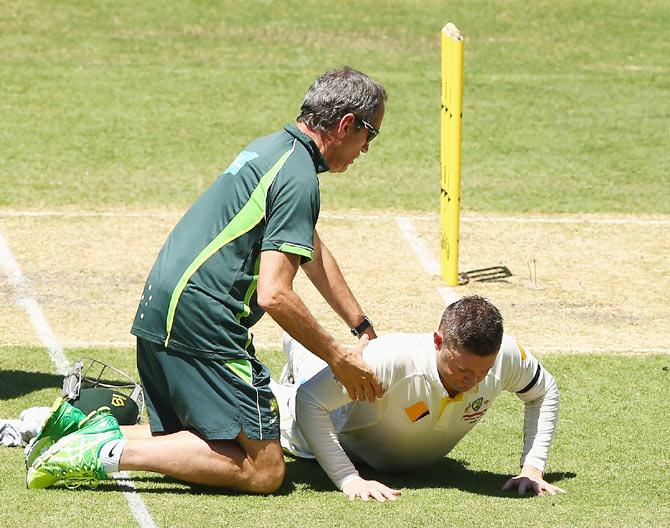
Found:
[271,296,564,501]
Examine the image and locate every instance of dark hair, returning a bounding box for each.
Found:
[297,66,387,133]
[438,296,504,357]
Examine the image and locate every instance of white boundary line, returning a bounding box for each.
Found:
[1,209,669,226]
[0,230,157,528]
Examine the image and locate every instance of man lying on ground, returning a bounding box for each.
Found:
[270,295,565,502]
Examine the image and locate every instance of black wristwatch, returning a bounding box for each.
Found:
[350,316,373,337]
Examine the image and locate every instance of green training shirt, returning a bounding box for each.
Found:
[131,124,327,360]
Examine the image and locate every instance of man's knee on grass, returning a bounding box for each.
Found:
[238,434,286,494]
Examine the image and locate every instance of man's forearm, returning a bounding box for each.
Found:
[262,285,344,365]
[520,371,560,471]
[295,373,360,490]
[302,231,369,330]
[259,248,382,402]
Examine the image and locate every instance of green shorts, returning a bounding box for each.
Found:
[136,337,279,441]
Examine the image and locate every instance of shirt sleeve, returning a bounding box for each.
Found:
[502,338,560,472]
[294,335,411,490]
[261,147,320,263]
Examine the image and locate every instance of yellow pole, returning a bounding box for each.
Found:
[440,23,464,286]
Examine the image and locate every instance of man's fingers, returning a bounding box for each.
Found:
[370,489,386,502]
[517,480,528,496]
[355,386,367,401]
[373,377,384,398]
[545,484,566,495]
[363,381,377,402]
[502,476,566,497]
[382,487,401,500]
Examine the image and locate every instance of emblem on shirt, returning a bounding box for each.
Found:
[471,397,483,411]
[462,397,490,424]
[404,401,430,423]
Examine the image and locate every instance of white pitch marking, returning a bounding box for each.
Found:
[460,214,670,226]
[536,345,670,354]
[438,287,461,306]
[1,209,669,226]
[395,216,461,305]
[395,217,440,276]
[115,473,159,528]
[0,229,158,528]
[0,231,70,375]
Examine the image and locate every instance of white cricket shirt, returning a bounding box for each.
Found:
[276,332,559,490]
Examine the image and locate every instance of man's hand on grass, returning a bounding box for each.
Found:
[342,477,401,502]
[502,465,566,496]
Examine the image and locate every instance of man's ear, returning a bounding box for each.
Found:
[433,332,443,351]
[336,113,356,139]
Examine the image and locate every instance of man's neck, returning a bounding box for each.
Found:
[296,122,329,160]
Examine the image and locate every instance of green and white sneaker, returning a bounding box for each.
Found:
[26,407,123,490]
[24,397,87,469]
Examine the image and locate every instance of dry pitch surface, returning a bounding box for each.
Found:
[1,208,668,355]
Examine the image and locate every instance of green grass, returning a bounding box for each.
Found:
[1,0,668,212]
[1,348,668,527]
[1,2,669,527]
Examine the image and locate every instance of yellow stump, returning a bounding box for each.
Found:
[440,23,464,285]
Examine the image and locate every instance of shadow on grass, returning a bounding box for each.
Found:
[282,456,576,498]
[0,370,62,400]
[82,456,574,498]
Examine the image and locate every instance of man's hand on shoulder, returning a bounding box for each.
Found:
[342,477,401,502]
[502,465,566,496]
[330,335,383,402]
[360,326,377,340]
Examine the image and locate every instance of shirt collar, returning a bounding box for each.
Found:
[284,123,329,173]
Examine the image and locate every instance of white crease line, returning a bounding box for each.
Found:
[0,232,70,375]
[0,339,283,352]
[61,340,136,348]
[0,230,158,528]
[0,211,181,219]
[438,287,461,306]
[1,209,669,226]
[395,216,441,276]
[395,216,461,306]
[460,215,670,226]
[538,346,670,354]
[115,473,158,528]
